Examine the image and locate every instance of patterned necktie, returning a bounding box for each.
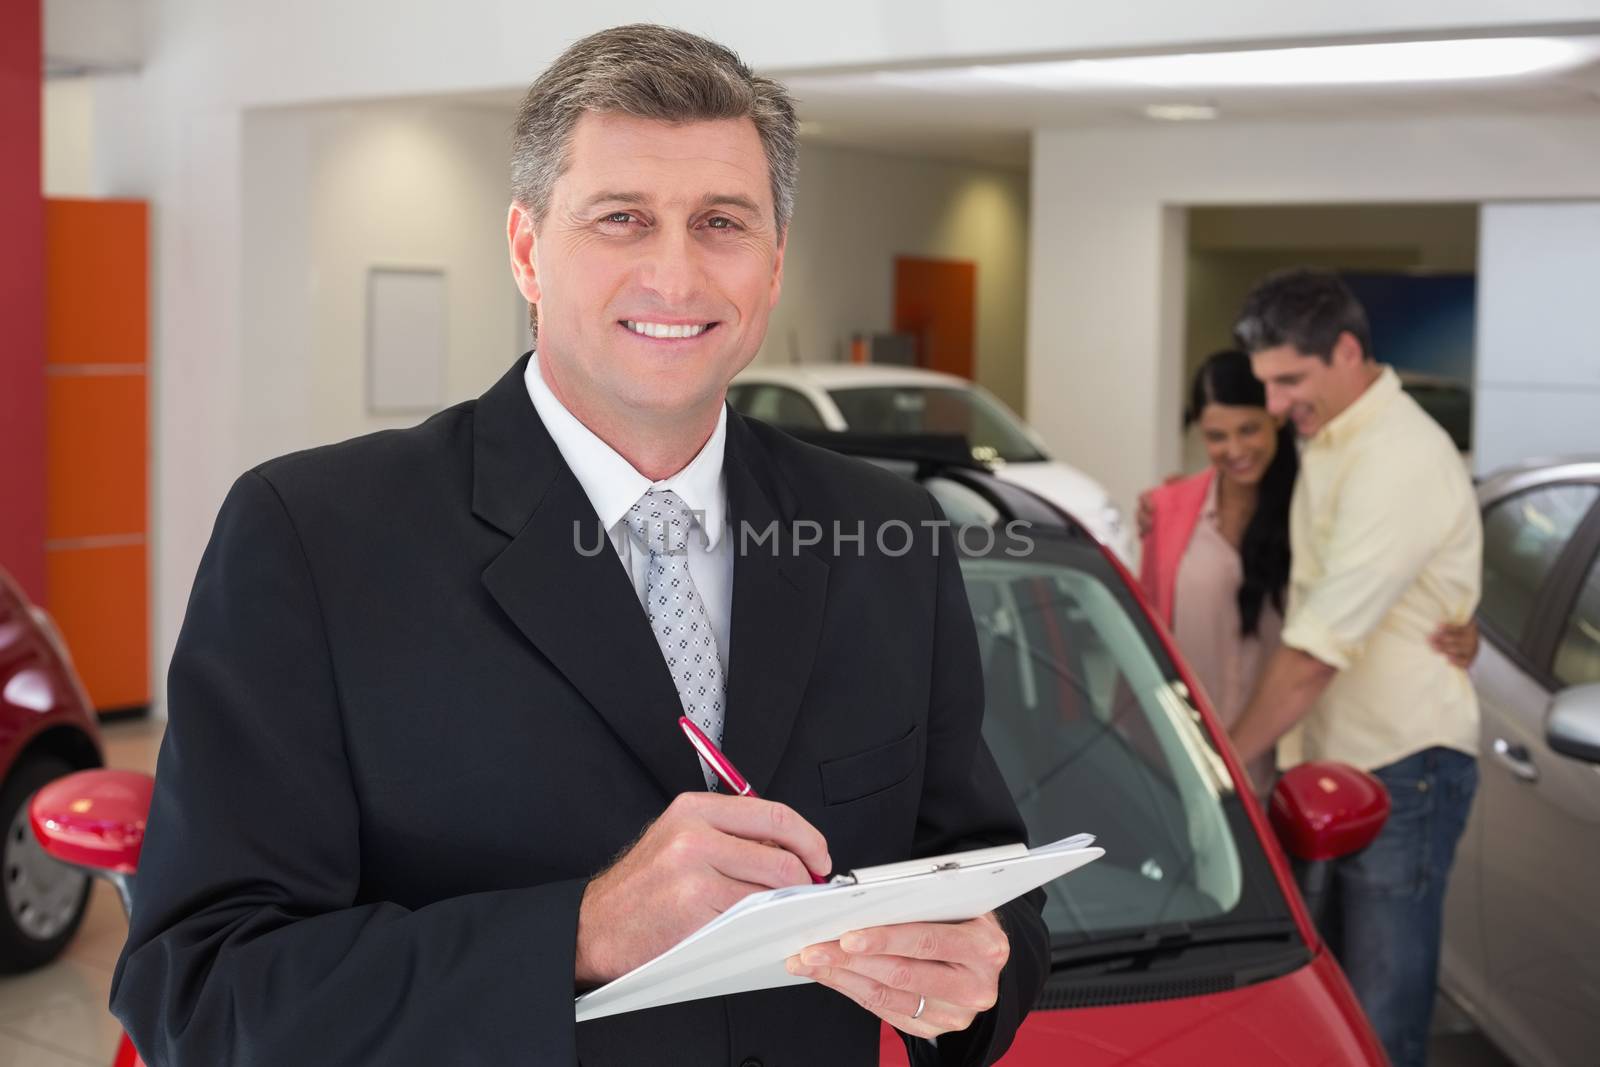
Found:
[625,488,726,789]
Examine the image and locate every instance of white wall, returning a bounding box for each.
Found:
[240,103,521,467]
[1029,114,1600,520]
[42,73,150,198]
[42,79,93,196]
[1476,202,1600,473]
[768,143,1029,409]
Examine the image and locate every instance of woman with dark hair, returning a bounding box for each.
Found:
[1141,350,1296,787]
[1141,350,1478,790]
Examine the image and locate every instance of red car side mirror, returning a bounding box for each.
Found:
[1269,761,1389,862]
[28,769,154,885]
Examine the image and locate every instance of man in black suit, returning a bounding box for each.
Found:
[112,24,1047,1066]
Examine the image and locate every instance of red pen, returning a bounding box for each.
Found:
[678,716,828,884]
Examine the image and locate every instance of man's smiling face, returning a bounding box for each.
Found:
[508,111,785,424]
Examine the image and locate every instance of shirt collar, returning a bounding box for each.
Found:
[1311,365,1400,450]
[523,353,728,548]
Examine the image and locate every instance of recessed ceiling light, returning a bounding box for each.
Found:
[974,37,1598,89]
[1144,104,1219,121]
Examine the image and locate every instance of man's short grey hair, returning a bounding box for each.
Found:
[511,22,799,236]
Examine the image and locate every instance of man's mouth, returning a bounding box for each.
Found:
[621,319,718,340]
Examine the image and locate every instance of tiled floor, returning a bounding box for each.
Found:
[0,717,1518,1066]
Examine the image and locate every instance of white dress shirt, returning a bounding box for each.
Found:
[524,354,733,668]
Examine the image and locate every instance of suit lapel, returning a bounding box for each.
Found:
[473,355,706,800]
[719,415,829,796]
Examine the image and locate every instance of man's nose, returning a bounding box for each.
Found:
[1266,388,1292,418]
[637,227,707,305]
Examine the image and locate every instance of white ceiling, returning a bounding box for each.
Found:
[774,34,1600,168]
[435,33,1600,172]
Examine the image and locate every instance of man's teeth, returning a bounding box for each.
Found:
[625,321,710,339]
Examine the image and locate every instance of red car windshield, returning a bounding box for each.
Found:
[956,531,1299,958]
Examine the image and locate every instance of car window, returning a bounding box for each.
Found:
[960,548,1252,939]
[828,386,1046,464]
[729,384,826,430]
[924,475,1001,528]
[1554,551,1600,687]
[1480,484,1600,645]
[1401,380,1473,453]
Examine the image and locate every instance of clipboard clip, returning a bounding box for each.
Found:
[836,842,1033,886]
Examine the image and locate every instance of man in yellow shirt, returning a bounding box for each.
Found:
[1229,269,1481,1067]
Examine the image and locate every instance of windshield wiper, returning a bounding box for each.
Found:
[1050,918,1299,971]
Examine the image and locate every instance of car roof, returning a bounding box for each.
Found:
[785,431,1083,538]
[1476,455,1600,504]
[736,363,972,391]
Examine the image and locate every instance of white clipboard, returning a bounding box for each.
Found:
[575,834,1102,1022]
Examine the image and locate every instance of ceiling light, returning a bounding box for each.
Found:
[1144,104,1219,121]
[972,37,1598,90]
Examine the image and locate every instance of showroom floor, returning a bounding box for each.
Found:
[0,718,1515,1066]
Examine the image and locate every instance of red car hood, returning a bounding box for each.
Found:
[1000,950,1383,1066]
[882,949,1384,1066]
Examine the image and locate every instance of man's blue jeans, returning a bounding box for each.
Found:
[1322,747,1478,1067]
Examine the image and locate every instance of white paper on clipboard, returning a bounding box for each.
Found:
[575,833,1102,1022]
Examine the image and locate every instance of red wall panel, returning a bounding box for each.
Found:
[0,0,45,601]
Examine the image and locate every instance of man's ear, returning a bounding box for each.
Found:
[1332,330,1365,369]
[507,202,541,304]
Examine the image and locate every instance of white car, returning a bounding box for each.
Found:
[729,364,1134,562]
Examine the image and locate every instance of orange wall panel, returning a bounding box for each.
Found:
[893,257,976,380]
[45,544,149,711]
[45,199,149,366]
[45,373,148,540]
[45,197,151,713]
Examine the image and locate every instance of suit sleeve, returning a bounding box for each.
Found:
[904,497,1049,1067]
[110,471,588,1066]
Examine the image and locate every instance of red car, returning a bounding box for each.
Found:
[0,566,103,973]
[796,439,1392,1066]
[31,443,1391,1066]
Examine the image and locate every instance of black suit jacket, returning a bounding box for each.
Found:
[111,355,1048,1066]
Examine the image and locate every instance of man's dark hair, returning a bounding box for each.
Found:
[1232,268,1374,364]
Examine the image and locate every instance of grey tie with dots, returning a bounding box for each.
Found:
[626,488,726,789]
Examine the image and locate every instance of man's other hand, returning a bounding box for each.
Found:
[575,793,831,987]
[784,912,1009,1040]
[1430,617,1481,670]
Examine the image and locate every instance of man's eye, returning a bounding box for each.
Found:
[706,216,737,230]
[601,212,635,225]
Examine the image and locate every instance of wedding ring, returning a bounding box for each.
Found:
[911,994,927,1020]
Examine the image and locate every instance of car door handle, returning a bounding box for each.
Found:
[1492,737,1540,783]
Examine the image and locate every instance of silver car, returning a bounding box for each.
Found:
[1441,456,1600,1067]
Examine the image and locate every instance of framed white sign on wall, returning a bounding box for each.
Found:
[367,266,447,414]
